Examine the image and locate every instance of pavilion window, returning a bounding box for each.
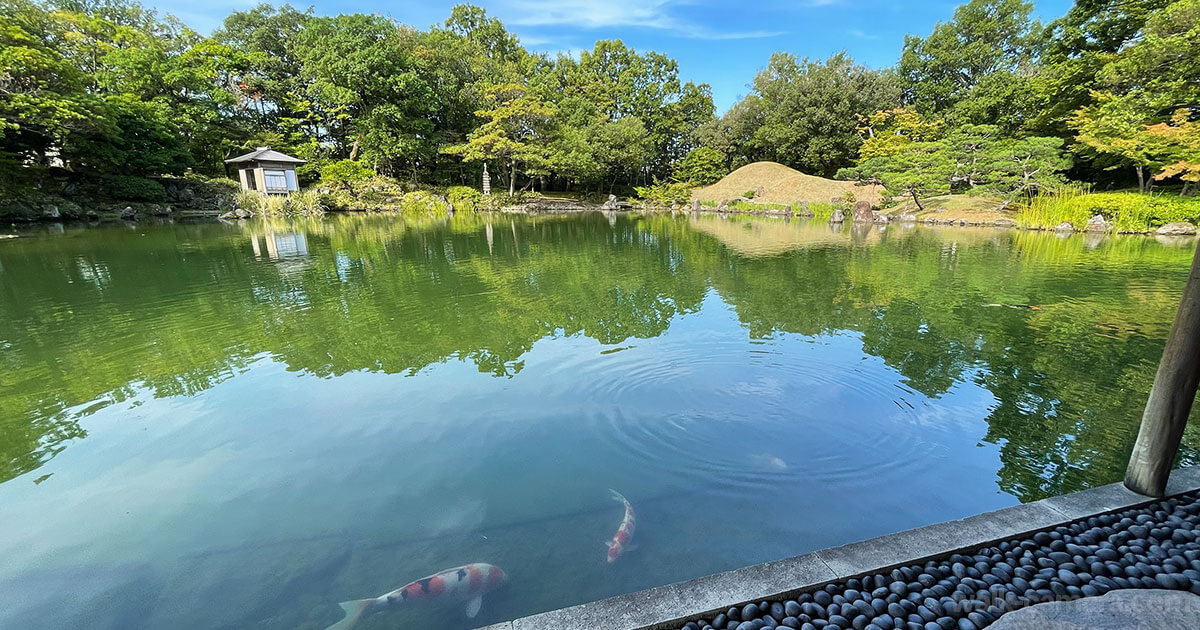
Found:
[264,170,288,191]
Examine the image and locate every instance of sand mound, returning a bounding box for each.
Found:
[694,161,881,206]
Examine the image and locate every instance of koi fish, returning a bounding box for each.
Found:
[325,563,507,630]
[605,490,637,563]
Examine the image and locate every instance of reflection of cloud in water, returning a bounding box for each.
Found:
[748,453,788,472]
[725,376,784,397]
[427,498,488,537]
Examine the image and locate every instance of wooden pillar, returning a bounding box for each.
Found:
[1125,242,1200,496]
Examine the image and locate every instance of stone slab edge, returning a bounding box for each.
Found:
[476,466,1200,630]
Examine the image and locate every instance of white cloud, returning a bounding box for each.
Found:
[848,28,880,41]
[501,0,783,40]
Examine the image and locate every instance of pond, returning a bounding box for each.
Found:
[2,213,1199,630]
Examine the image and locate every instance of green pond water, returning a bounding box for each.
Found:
[1,213,1199,629]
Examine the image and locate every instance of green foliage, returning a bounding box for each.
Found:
[806,201,837,220]
[844,123,1070,204]
[237,190,326,217]
[1,0,1193,207]
[321,160,374,189]
[1018,186,1200,231]
[719,52,900,177]
[446,186,482,212]
[899,0,1040,113]
[476,191,540,211]
[857,108,946,159]
[285,190,326,217]
[675,147,727,185]
[104,176,167,202]
[635,182,694,205]
[444,83,556,194]
[397,190,452,216]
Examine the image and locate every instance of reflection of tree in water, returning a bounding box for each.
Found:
[1,214,1198,499]
[689,222,1200,501]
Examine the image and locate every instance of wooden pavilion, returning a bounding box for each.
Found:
[224,147,305,194]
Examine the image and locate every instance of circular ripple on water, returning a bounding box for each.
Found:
[559,334,942,492]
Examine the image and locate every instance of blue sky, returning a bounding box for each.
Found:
[154,0,1074,113]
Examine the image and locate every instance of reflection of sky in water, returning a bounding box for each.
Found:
[0,215,1196,629]
[0,296,1007,629]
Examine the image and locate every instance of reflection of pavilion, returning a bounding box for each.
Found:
[250,230,309,261]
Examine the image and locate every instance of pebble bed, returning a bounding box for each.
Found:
[676,492,1200,630]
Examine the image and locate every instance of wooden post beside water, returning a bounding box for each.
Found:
[1126,243,1200,496]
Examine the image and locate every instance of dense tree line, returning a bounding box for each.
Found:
[1,0,1196,201]
[0,0,713,194]
[709,0,1198,201]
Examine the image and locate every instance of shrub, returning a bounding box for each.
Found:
[320,159,374,190]
[286,190,326,217]
[635,181,694,205]
[743,189,756,199]
[106,176,167,202]
[236,189,265,214]
[807,201,837,220]
[478,191,540,212]
[398,190,452,216]
[676,147,728,185]
[446,185,482,212]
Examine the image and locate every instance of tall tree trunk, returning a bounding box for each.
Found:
[509,160,516,195]
[1137,165,1146,193]
[911,189,924,211]
[349,136,361,161]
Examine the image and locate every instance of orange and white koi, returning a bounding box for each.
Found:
[605,489,636,563]
[325,563,507,630]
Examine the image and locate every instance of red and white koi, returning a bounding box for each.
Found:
[605,489,636,563]
[325,562,507,630]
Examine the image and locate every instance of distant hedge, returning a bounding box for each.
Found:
[106,176,167,202]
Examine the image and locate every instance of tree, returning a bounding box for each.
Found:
[695,95,765,171]
[857,107,945,160]
[676,147,727,185]
[445,83,555,194]
[900,0,1040,113]
[588,117,652,193]
[1072,92,1163,192]
[297,14,435,176]
[854,141,955,209]
[538,40,714,182]
[1146,109,1200,195]
[993,136,1072,196]
[0,7,89,176]
[1097,0,1200,110]
[742,52,900,177]
[1035,0,1173,135]
[844,122,1068,203]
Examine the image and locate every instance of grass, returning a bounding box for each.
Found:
[694,161,881,206]
[237,189,326,218]
[1017,185,1200,232]
[887,194,1012,222]
[727,200,792,212]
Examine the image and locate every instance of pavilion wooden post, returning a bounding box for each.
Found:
[1125,242,1200,496]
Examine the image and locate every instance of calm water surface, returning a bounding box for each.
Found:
[2,213,1199,629]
